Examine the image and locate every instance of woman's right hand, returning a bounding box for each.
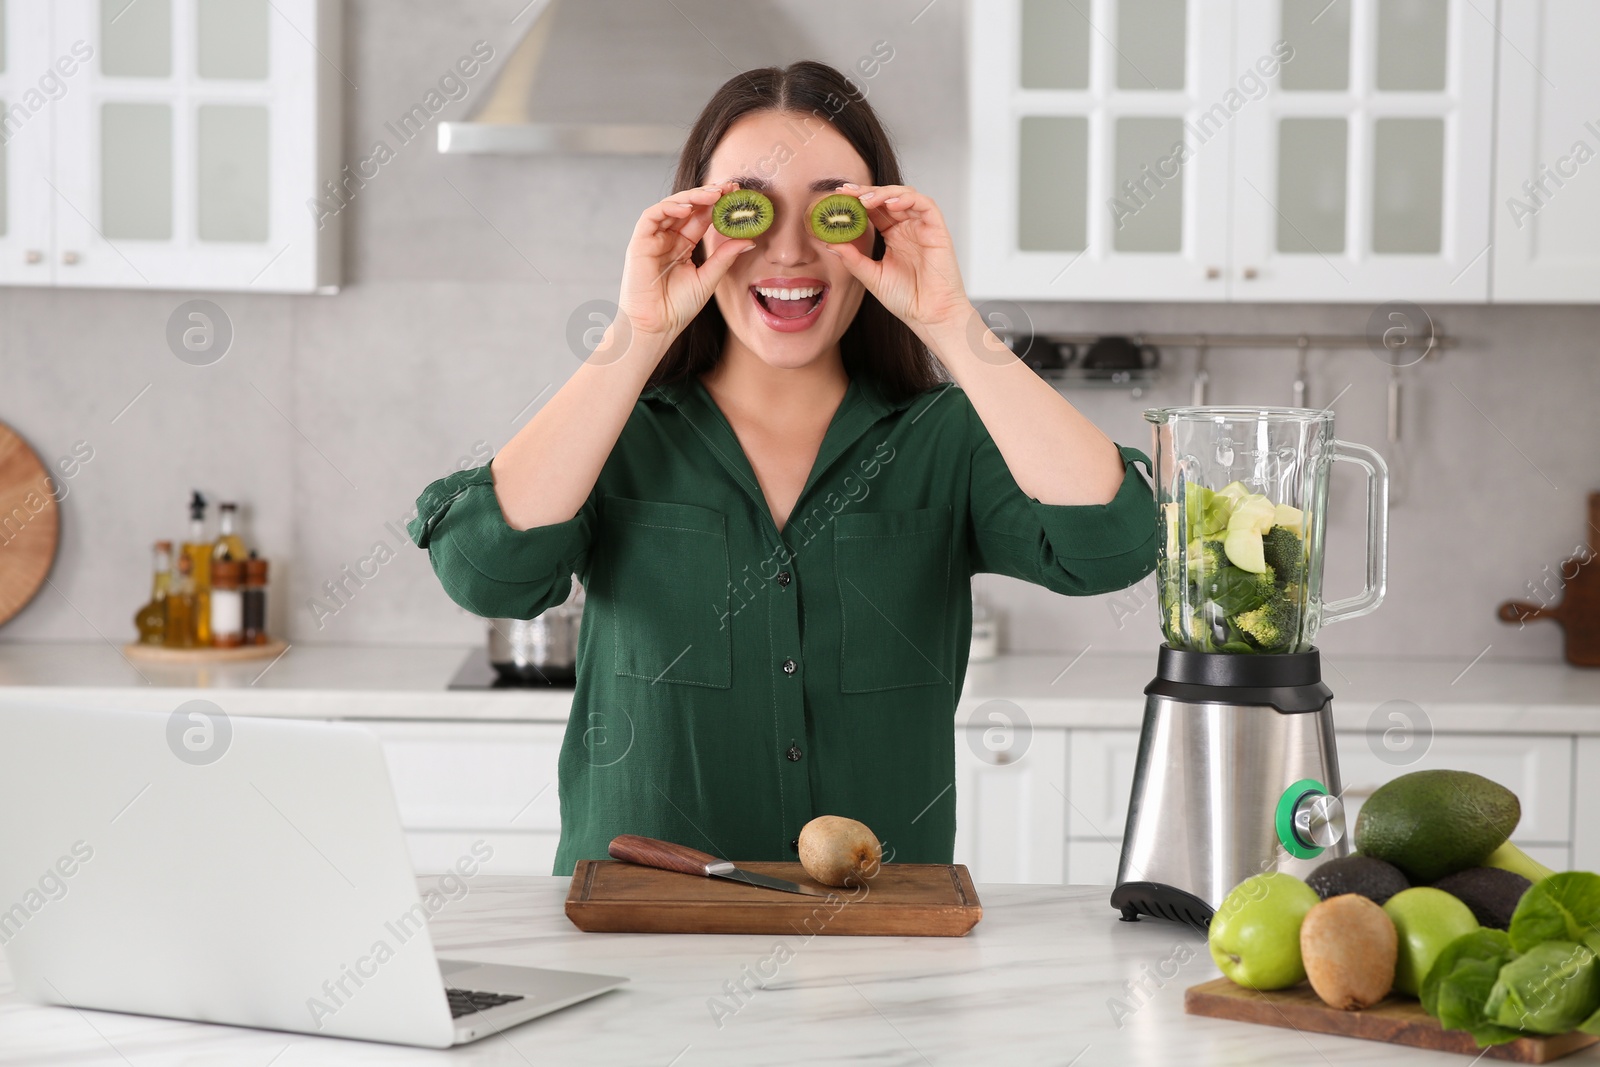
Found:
[617,179,755,349]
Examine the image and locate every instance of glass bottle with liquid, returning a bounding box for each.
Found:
[210,558,244,648]
[182,491,213,645]
[243,554,269,645]
[134,540,173,645]
[166,552,197,648]
[214,501,247,562]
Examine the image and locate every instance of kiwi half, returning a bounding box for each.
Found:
[711,189,774,239]
[809,194,868,243]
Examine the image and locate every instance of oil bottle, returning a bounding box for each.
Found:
[166,552,197,648]
[181,491,213,645]
[214,501,246,562]
[134,541,172,645]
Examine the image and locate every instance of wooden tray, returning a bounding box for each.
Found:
[1186,976,1600,1063]
[565,860,982,936]
[122,638,287,664]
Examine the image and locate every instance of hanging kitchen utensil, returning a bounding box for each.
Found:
[1497,492,1600,667]
[1191,337,1210,406]
[1292,335,1310,408]
[0,422,60,627]
[1386,364,1407,506]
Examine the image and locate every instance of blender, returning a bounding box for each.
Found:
[1110,407,1388,928]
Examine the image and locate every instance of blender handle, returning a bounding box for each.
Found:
[1321,439,1389,627]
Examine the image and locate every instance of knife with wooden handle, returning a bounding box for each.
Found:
[607,834,832,897]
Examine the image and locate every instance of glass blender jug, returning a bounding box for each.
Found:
[1111,407,1389,928]
[1145,407,1389,654]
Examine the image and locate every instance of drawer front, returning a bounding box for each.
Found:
[1067,730,1142,840]
[953,727,1067,884]
[405,830,559,877]
[1336,733,1573,844]
[365,721,565,833]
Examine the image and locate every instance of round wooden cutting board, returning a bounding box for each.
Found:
[0,423,60,627]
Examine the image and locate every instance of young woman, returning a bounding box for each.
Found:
[410,62,1156,875]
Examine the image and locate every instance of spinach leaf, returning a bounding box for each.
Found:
[1421,928,1514,1018]
[1508,871,1600,952]
[1485,940,1600,1035]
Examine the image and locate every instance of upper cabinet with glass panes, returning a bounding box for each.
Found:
[968,0,1501,302]
[0,0,339,293]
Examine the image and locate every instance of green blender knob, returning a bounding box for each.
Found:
[1276,778,1345,860]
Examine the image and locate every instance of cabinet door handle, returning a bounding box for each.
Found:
[1241,266,1259,280]
[62,251,81,266]
[25,249,43,264]
[1205,265,1221,279]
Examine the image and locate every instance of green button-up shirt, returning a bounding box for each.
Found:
[409,375,1156,875]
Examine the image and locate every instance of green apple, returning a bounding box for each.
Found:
[1209,872,1321,990]
[1382,887,1480,996]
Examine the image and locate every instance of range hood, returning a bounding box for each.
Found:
[438,0,795,156]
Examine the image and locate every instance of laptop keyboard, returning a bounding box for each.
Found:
[445,987,526,1018]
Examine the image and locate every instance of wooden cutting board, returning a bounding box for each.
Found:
[1498,491,1600,667]
[1186,977,1600,1063]
[0,422,60,627]
[565,860,982,936]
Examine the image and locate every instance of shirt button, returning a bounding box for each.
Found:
[781,658,797,675]
[786,744,803,762]
[776,570,792,587]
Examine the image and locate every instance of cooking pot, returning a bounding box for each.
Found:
[488,577,582,683]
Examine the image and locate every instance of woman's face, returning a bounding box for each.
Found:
[702,110,875,371]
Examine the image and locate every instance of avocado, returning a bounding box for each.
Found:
[1305,853,1411,905]
[1352,769,1521,883]
[1430,867,1534,930]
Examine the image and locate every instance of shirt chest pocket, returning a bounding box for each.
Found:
[833,505,953,693]
[600,497,731,689]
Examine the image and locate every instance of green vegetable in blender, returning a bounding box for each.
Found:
[1234,593,1298,651]
[1261,526,1303,583]
[1186,539,1230,580]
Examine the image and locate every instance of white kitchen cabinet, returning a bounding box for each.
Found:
[1231,0,1495,301]
[1490,0,1600,301]
[1335,732,1573,846]
[968,0,1495,302]
[364,721,565,876]
[1,0,338,292]
[0,0,54,285]
[968,0,1235,300]
[953,724,1068,883]
[1066,728,1142,839]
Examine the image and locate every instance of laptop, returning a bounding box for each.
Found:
[0,703,626,1048]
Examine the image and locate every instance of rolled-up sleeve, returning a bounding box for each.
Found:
[408,463,596,620]
[967,419,1157,596]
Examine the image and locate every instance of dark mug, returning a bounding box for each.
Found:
[1080,335,1160,371]
[1013,335,1072,371]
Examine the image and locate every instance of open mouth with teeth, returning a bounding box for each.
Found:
[750,281,828,332]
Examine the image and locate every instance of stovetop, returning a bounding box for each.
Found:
[447,650,576,689]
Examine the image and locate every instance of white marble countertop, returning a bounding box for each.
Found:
[1,643,1598,733]
[6,874,1579,1067]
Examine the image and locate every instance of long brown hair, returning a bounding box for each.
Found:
[647,61,942,403]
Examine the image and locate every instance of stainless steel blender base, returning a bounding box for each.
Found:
[1110,689,1348,929]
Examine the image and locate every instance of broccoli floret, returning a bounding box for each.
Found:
[1186,539,1229,580]
[1261,526,1304,584]
[1233,595,1299,652]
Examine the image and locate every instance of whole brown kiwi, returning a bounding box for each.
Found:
[798,816,883,887]
[1300,893,1398,1010]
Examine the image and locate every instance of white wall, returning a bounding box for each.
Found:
[0,0,1594,666]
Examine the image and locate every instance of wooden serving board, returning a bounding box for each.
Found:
[122,638,288,664]
[1186,977,1600,1063]
[1498,491,1600,667]
[565,860,982,937]
[0,423,59,628]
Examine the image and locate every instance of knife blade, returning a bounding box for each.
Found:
[607,834,832,897]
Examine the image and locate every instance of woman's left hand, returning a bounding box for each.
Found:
[822,184,973,339]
